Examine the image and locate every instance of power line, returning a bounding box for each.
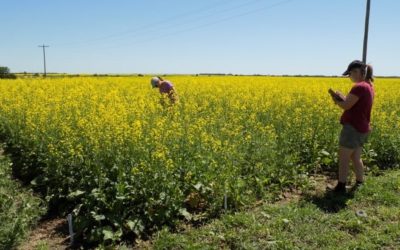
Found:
[100,0,265,45]
[38,44,49,77]
[55,0,250,48]
[101,0,296,50]
[51,0,296,59]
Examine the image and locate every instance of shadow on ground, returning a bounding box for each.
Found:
[305,186,359,213]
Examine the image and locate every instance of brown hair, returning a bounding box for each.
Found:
[362,64,374,83]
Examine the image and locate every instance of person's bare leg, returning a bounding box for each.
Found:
[351,147,364,183]
[338,147,354,183]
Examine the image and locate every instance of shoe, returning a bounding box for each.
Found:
[327,181,346,194]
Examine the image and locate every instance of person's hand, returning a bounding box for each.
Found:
[332,95,340,105]
[328,88,340,103]
[335,91,345,101]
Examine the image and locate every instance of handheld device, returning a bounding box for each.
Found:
[328,88,344,102]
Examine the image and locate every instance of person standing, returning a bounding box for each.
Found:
[329,60,374,193]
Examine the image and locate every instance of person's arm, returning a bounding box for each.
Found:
[169,86,178,102]
[334,93,359,110]
[335,91,346,101]
[171,86,177,95]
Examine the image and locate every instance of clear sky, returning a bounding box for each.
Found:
[2,0,399,76]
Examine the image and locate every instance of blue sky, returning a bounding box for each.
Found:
[2,0,399,75]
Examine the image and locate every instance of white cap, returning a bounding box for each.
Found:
[150,77,160,88]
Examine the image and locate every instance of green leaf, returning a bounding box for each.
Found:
[116,196,126,200]
[126,219,145,235]
[179,208,192,220]
[322,157,333,165]
[102,227,114,240]
[30,175,47,186]
[126,220,136,230]
[320,150,330,156]
[193,183,203,191]
[68,190,85,198]
[93,214,105,221]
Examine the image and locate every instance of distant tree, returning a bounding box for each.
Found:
[0,66,17,79]
[0,66,10,75]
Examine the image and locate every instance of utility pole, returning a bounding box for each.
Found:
[38,44,49,77]
[362,0,371,63]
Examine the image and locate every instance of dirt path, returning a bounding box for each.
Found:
[18,217,70,250]
[0,145,69,250]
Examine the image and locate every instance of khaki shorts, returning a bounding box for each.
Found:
[339,124,369,149]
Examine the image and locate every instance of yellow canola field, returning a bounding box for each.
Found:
[0,76,398,242]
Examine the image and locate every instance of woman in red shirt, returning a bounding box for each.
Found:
[151,76,179,105]
[329,60,374,193]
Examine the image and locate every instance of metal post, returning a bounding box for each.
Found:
[362,0,371,63]
[67,213,74,246]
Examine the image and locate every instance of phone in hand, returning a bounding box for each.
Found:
[328,88,344,101]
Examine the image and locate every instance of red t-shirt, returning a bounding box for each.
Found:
[340,81,374,133]
[159,81,173,94]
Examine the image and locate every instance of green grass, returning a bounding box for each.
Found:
[0,149,45,249]
[151,170,400,250]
